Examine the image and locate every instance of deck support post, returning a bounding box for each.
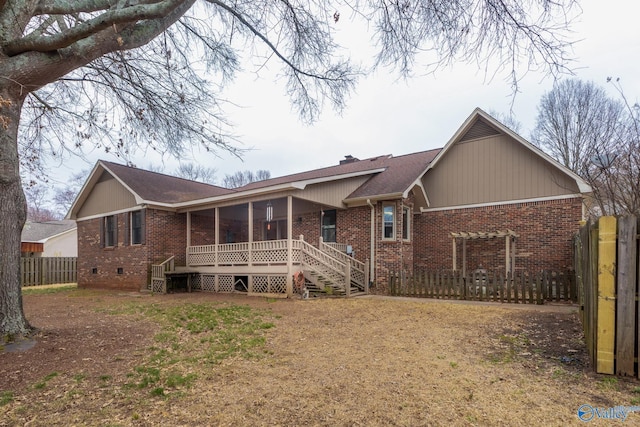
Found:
[214,207,220,266]
[286,195,293,297]
[186,211,191,265]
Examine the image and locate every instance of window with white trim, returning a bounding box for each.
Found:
[402,206,410,241]
[382,204,395,240]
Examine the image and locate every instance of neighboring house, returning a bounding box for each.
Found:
[21,220,78,257]
[67,108,590,296]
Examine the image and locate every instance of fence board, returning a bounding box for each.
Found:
[596,216,617,375]
[21,257,77,287]
[616,216,637,376]
[387,269,574,305]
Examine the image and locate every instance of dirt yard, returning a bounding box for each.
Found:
[1,287,639,426]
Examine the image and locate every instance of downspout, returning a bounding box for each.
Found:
[367,199,375,286]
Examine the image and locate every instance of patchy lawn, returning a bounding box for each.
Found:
[1,288,638,426]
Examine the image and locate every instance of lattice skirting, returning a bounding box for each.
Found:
[251,275,287,294]
[167,273,287,294]
[151,278,165,293]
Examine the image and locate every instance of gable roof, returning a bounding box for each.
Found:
[68,161,234,218]
[99,161,232,204]
[345,150,440,201]
[22,220,77,243]
[69,108,591,218]
[427,108,592,193]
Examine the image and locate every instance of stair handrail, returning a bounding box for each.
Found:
[150,256,175,293]
[294,239,348,291]
[319,238,366,291]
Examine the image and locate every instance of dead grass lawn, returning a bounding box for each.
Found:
[1,289,638,426]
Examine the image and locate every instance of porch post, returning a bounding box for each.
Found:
[186,211,191,266]
[286,195,293,297]
[248,202,254,294]
[248,202,253,267]
[215,207,220,267]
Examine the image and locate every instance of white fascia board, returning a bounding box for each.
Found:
[66,162,106,219]
[404,179,430,208]
[172,168,387,210]
[74,206,151,222]
[344,192,404,206]
[99,161,146,205]
[67,161,147,220]
[419,193,585,213]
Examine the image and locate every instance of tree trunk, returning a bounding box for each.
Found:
[0,84,31,342]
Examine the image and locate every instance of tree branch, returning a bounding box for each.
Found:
[5,0,187,56]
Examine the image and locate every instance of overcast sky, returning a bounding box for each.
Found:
[47,0,640,187]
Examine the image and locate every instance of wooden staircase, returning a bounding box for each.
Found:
[303,269,366,297]
[296,238,369,297]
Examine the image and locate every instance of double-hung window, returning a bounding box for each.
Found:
[104,215,117,247]
[131,210,143,245]
[382,204,395,240]
[321,210,337,243]
[402,206,411,241]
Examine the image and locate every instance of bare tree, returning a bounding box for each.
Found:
[25,184,60,222]
[489,110,523,134]
[175,163,217,184]
[531,79,639,216]
[53,171,90,217]
[0,1,577,339]
[223,170,271,188]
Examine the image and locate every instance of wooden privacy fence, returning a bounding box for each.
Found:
[575,216,640,377]
[388,270,576,304]
[21,257,77,286]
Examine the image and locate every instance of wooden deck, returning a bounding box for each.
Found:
[151,237,369,297]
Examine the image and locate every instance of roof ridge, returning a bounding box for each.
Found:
[100,160,227,190]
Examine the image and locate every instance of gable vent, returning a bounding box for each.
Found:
[459,118,501,142]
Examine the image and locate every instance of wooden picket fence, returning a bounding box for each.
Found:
[20,257,77,287]
[575,216,640,377]
[388,269,576,304]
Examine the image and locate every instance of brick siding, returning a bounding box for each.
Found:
[413,198,583,274]
[77,198,583,294]
[78,209,187,291]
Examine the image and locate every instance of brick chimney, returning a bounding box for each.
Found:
[339,155,359,165]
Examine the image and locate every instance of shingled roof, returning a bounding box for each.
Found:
[100,161,233,204]
[22,220,76,243]
[345,149,440,200]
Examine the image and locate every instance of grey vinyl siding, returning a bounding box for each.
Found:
[422,134,580,208]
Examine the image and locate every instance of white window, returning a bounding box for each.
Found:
[382,204,395,240]
[402,206,410,241]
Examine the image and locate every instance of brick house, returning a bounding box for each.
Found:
[68,108,590,296]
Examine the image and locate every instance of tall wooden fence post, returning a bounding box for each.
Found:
[597,216,617,375]
[616,216,637,376]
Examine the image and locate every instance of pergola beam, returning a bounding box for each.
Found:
[450,229,518,275]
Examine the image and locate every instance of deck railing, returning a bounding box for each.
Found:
[150,256,174,293]
[319,238,368,292]
[188,240,290,266]
[184,238,362,296]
